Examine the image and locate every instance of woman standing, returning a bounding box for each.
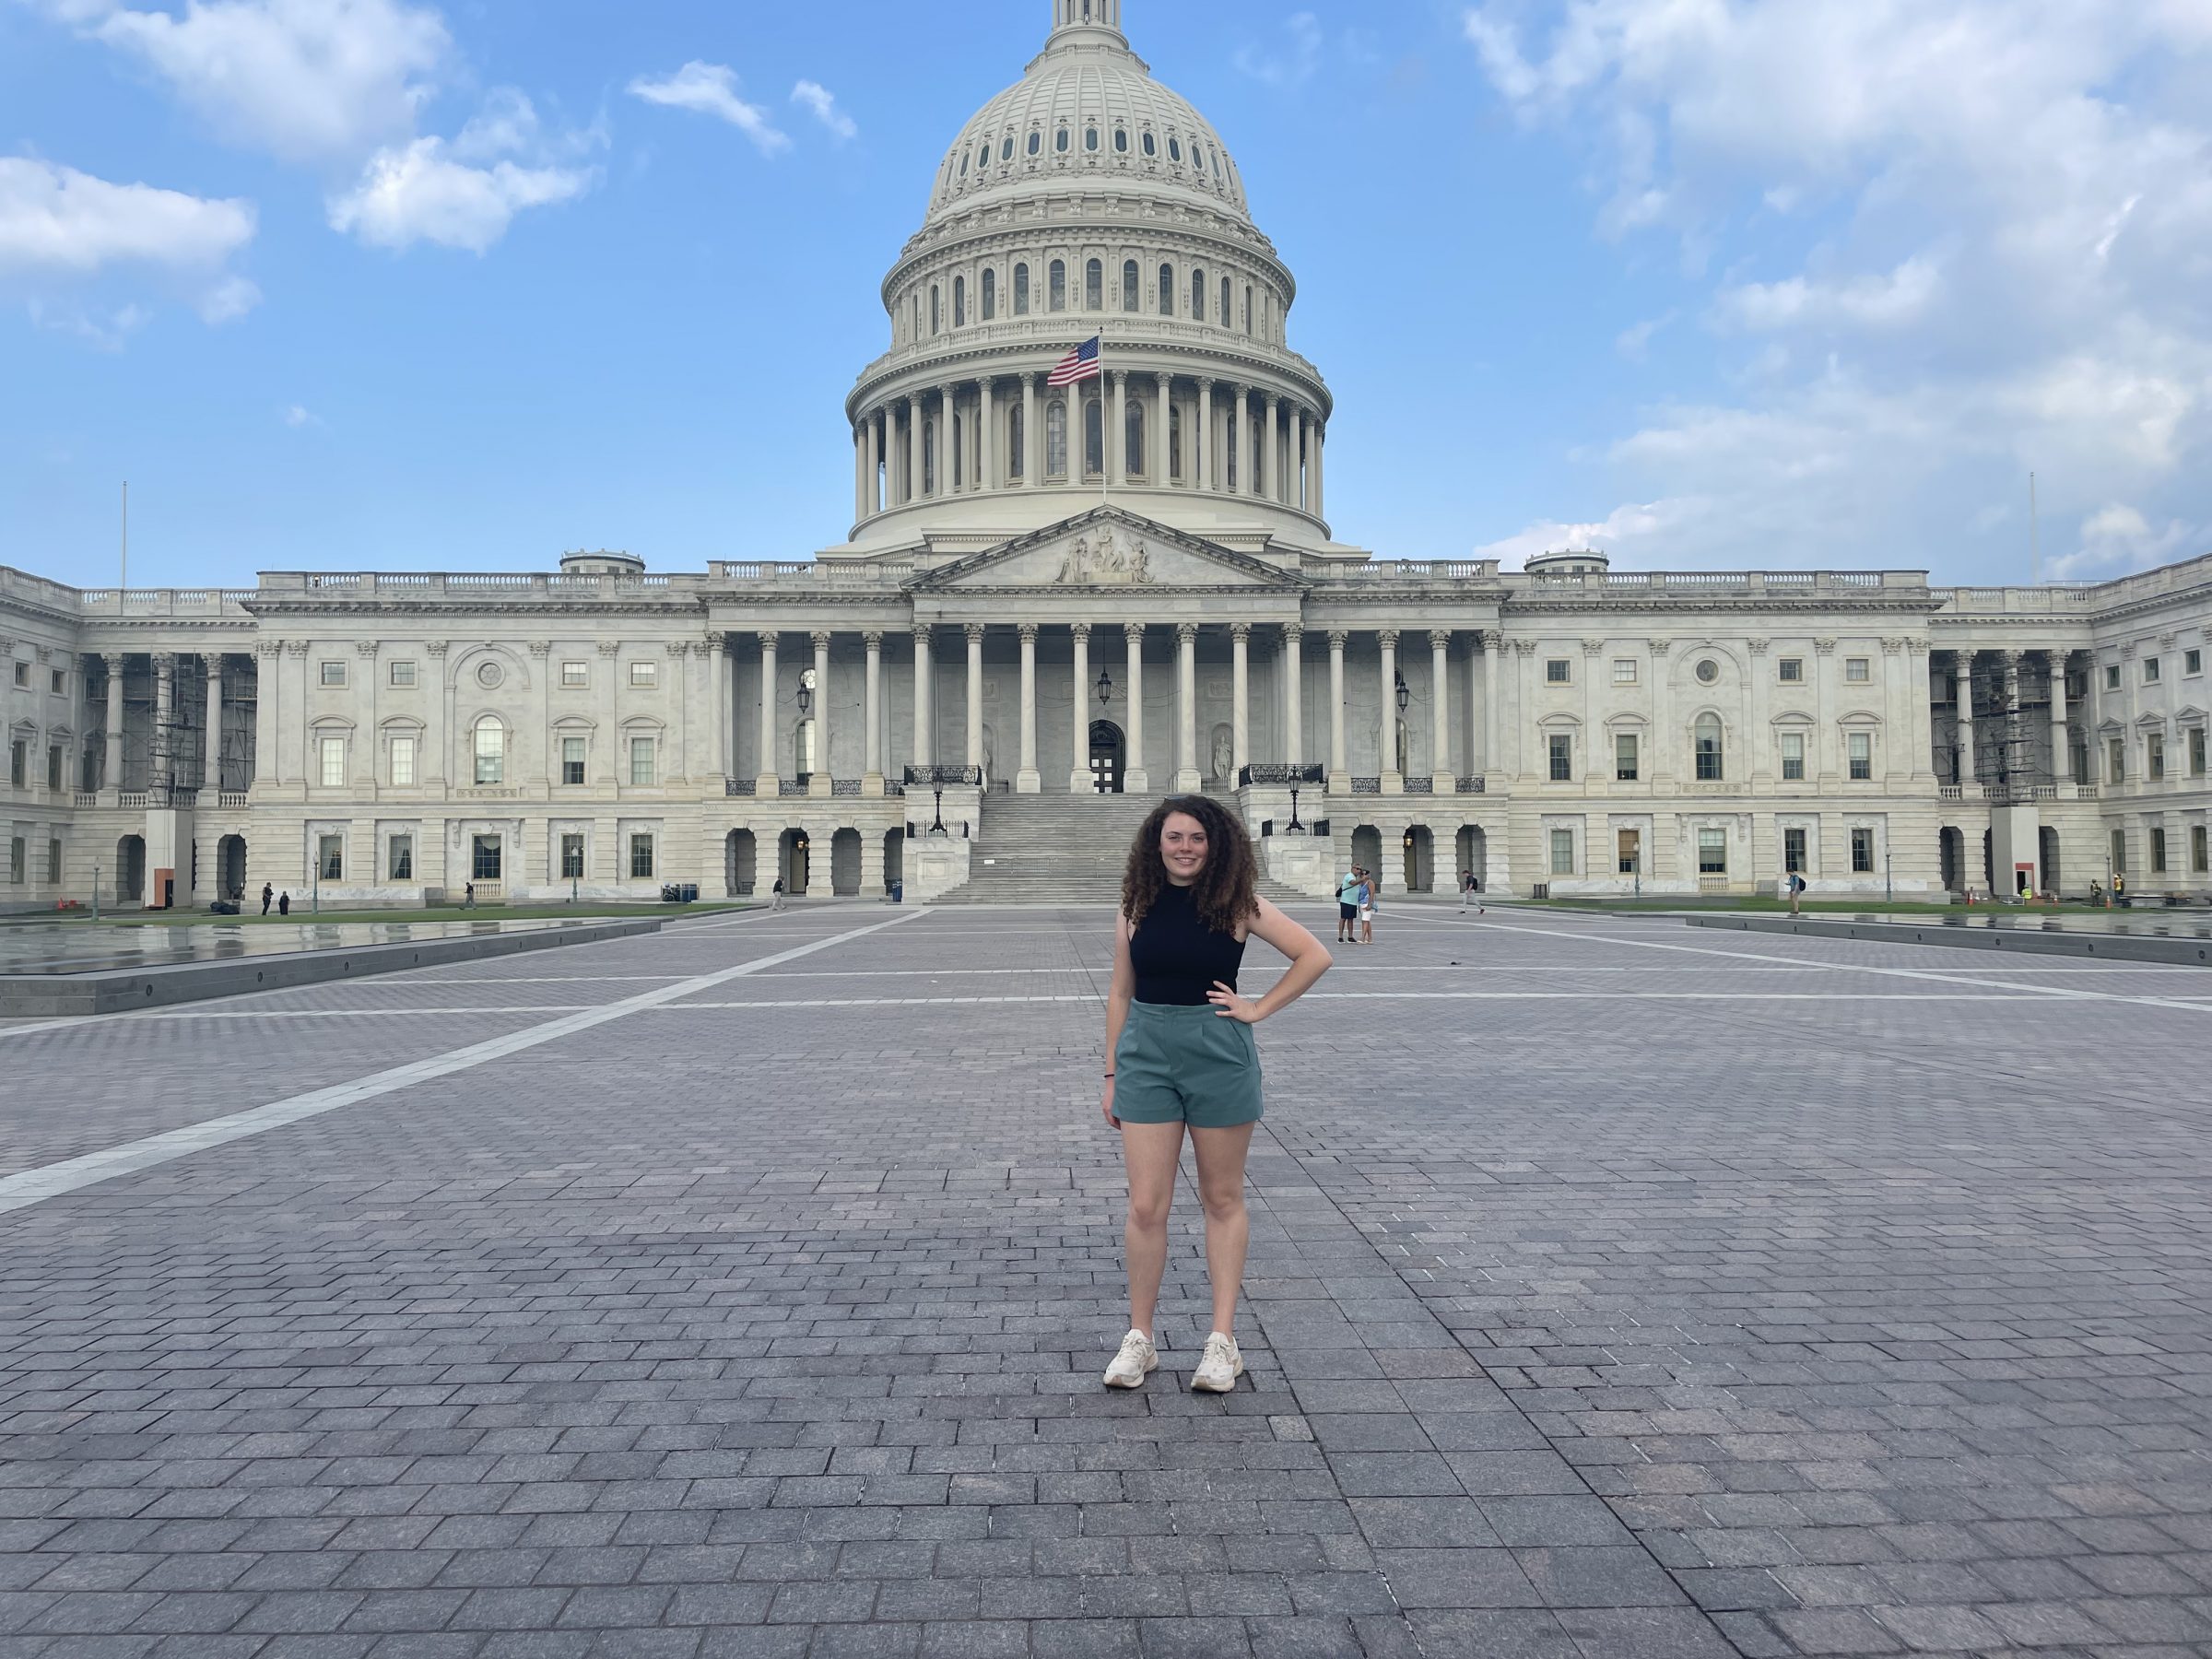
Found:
[1100,795,1333,1392]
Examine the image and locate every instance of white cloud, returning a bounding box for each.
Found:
[282,402,321,427]
[629,62,789,156]
[1615,310,1673,360]
[1473,497,1708,569]
[790,80,855,142]
[0,156,253,274]
[65,0,449,163]
[2050,503,2199,578]
[26,296,152,349]
[327,132,593,253]
[1233,12,1324,88]
[1456,0,2212,577]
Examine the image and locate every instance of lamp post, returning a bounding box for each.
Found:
[93,861,100,924]
[1885,844,1893,905]
[1394,672,1410,714]
[1096,665,1113,707]
[931,783,946,835]
[1287,781,1302,833]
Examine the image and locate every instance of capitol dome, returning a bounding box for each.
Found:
[838,0,1337,557]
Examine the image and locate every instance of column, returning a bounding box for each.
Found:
[981,379,999,491]
[1954,649,1976,787]
[1152,372,1169,484]
[1430,629,1453,790]
[354,641,379,788]
[1195,379,1213,492]
[1262,394,1280,503]
[1995,648,2023,791]
[912,626,934,768]
[250,646,279,792]
[1175,622,1200,792]
[853,423,867,522]
[863,630,884,794]
[1312,422,1325,519]
[425,641,450,788]
[756,631,779,790]
[1814,638,1840,783]
[1643,641,1667,782]
[1909,641,1936,783]
[1294,410,1309,512]
[1069,623,1093,794]
[1327,629,1348,785]
[710,632,731,778]
[1282,625,1304,767]
[1109,371,1126,484]
[965,623,984,774]
[809,630,832,795]
[1022,373,1040,488]
[285,640,309,788]
[940,384,958,495]
[1124,623,1149,793]
[2049,648,2071,784]
[1230,623,1251,782]
[200,654,223,792]
[1016,622,1041,794]
[665,642,689,782]
[1229,386,1249,494]
[1378,629,1402,790]
[867,411,883,516]
[151,652,176,797]
[906,394,923,504]
[1479,631,1500,777]
[101,653,125,798]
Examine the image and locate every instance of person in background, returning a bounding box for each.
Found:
[1335,865,1362,945]
[1787,870,1806,916]
[1359,867,1378,947]
[277,890,290,916]
[260,882,274,916]
[1459,868,1477,910]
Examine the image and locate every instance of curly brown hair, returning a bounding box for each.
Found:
[1121,794,1260,935]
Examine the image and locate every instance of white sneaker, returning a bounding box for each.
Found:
[1191,1332,1244,1393]
[1102,1329,1158,1388]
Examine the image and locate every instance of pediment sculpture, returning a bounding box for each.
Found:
[1053,524,1155,586]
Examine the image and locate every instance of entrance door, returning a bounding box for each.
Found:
[1088,720,1125,794]
[1617,828,1641,877]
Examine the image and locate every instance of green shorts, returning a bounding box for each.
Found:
[1112,1000,1265,1128]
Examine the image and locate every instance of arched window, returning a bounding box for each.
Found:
[1694,713,1724,781]
[959,151,969,179]
[1045,399,1068,478]
[1084,125,1099,152]
[1027,130,1041,156]
[1112,126,1128,153]
[473,715,504,785]
[952,275,965,327]
[1125,400,1145,478]
[1055,126,1070,153]
[1084,259,1102,310]
[1142,130,1156,156]
[1169,136,1182,161]
[1121,259,1138,312]
[924,419,936,495]
[1192,267,1206,319]
[981,267,996,320]
[795,716,816,778]
[1169,402,1182,482]
[929,285,941,334]
[1083,395,1104,477]
[977,141,990,171]
[1001,135,1013,161]
[1049,259,1066,312]
[911,295,920,339]
[1158,262,1172,315]
[1013,263,1030,315]
[1007,403,1025,479]
[1243,285,1253,334]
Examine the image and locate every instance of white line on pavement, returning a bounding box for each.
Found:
[0,909,927,1216]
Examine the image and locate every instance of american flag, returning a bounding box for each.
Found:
[1047,335,1101,386]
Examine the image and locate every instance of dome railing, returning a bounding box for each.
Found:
[850,316,1326,400]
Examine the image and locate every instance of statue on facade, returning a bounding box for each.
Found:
[1053,535,1090,584]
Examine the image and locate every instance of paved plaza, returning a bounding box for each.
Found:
[4,902,2211,1659]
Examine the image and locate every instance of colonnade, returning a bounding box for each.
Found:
[852,371,1324,523]
[85,651,240,800]
[1942,646,2080,791]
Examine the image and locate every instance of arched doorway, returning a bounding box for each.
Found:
[1455,825,1488,892]
[1088,720,1124,794]
[779,829,810,895]
[882,830,903,896]
[1402,825,1434,893]
[830,828,862,895]
[217,835,247,903]
[2040,826,2061,897]
[726,829,757,896]
[1350,824,1382,893]
[115,834,146,903]
[1938,827,1963,892]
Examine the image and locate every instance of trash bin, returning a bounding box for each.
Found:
[679,882,699,903]
[889,879,903,904]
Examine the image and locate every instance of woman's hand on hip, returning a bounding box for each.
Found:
[1207,982,1263,1023]
[1101,1076,1120,1129]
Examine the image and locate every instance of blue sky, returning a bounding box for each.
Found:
[5,0,2208,591]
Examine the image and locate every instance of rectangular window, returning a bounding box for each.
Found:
[2111,828,2126,876]
[1779,657,1804,683]
[1848,732,1872,781]
[1614,732,1638,782]
[474,722,504,785]
[1545,658,1571,685]
[561,832,585,879]
[629,661,656,688]
[8,741,23,787]
[1547,733,1571,782]
[2148,732,2165,781]
[2109,738,2125,784]
[2194,824,2208,874]
[46,745,62,791]
[1783,827,1807,874]
[1611,659,1637,685]
[630,736,655,785]
[470,834,501,880]
[1844,656,1870,683]
[1852,828,1875,874]
[2187,648,2203,676]
[1548,829,1574,876]
[390,735,416,786]
[630,832,655,878]
[1694,724,1724,782]
[320,735,346,787]
[11,661,27,687]
[2106,663,2122,690]
[2150,827,2168,874]
[1698,829,1727,874]
[50,668,65,695]
[319,660,347,687]
[47,838,62,884]
[387,660,416,688]
[2145,657,2161,684]
[563,735,586,785]
[388,835,413,881]
[319,834,344,882]
[562,660,588,688]
[2192,728,2206,776]
[1616,829,1641,875]
[7,838,22,885]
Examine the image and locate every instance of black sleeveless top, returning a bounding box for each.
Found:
[1130,881,1246,1006]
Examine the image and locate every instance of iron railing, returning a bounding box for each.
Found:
[904,765,983,785]
[1453,776,1488,794]
[726,778,756,795]
[831,779,861,796]
[1350,776,1381,794]
[1238,763,1324,785]
[1403,777,1434,794]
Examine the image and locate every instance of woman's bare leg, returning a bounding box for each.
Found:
[1189,1122,1257,1338]
[1120,1121,1184,1336]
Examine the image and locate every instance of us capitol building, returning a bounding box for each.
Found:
[6,0,2210,910]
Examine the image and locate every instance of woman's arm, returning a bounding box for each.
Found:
[1211,899,1331,1023]
[1102,912,1135,1126]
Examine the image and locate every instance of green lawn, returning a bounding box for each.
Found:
[53,900,756,928]
[1520,896,2112,917]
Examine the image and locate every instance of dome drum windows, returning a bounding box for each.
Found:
[1141,130,1156,156]
[1158,262,1172,316]
[1085,258,1103,310]
[929,285,941,335]
[1120,259,1138,312]
[1168,136,1182,161]
[1192,267,1206,320]
[1028,130,1042,156]
[981,267,996,321]
[1014,263,1030,314]
[1055,126,1070,153]
[1112,126,1127,153]
[1001,135,1013,160]
[1084,125,1100,152]
[1049,259,1066,312]
[952,275,966,328]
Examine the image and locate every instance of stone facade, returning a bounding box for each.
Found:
[6,1,2209,910]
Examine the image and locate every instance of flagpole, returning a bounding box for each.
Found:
[1099,335,1110,515]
